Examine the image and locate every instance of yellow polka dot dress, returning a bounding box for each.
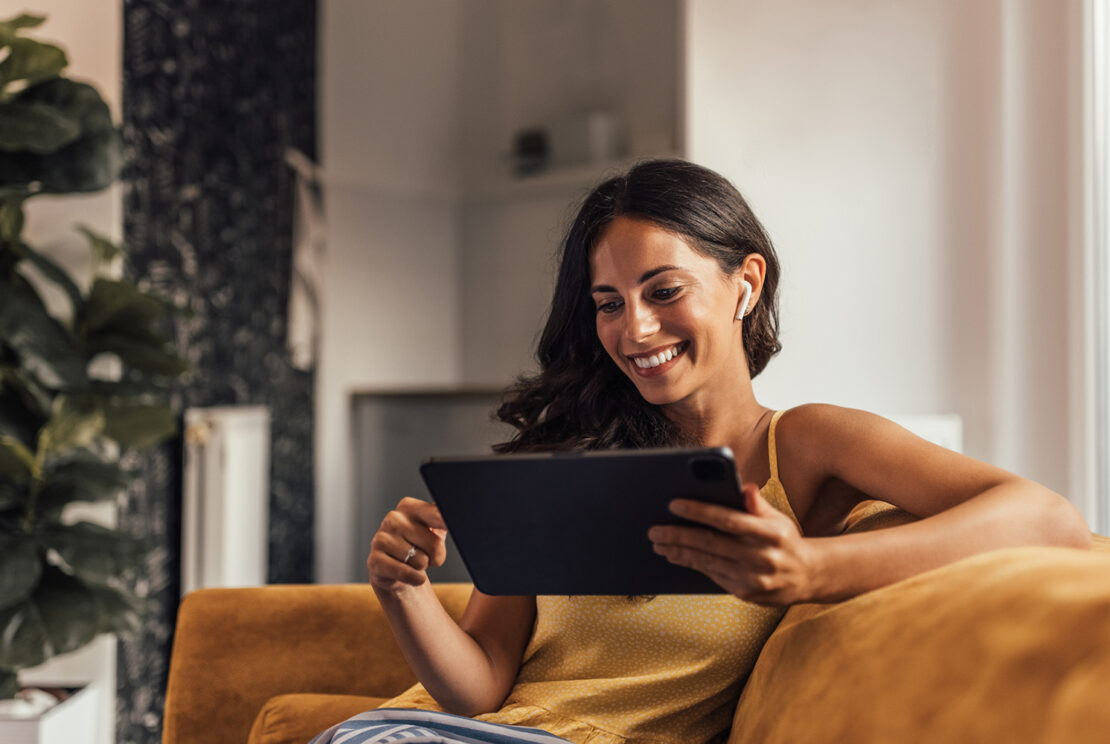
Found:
[382,411,798,744]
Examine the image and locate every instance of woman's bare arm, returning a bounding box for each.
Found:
[369,498,535,715]
[787,404,1090,601]
[649,404,1090,604]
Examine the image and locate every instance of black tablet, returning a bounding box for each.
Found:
[419,447,744,595]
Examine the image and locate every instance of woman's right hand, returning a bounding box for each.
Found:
[368,497,449,593]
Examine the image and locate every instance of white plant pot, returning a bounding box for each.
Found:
[0,685,99,744]
[17,635,117,744]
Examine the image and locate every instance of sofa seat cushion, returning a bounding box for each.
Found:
[247,693,386,744]
[728,545,1110,744]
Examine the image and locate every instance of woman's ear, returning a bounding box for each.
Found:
[735,255,767,319]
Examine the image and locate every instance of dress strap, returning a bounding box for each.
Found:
[767,409,786,482]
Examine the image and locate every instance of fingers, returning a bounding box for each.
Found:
[650,526,775,571]
[384,499,449,563]
[367,531,429,590]
[666,493,793,545]
[650,537,794,603]
[367,498,449,591]
[397,496,449,532]
[374,529,432,570]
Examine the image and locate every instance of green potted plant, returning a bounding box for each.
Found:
[0,13,187,702]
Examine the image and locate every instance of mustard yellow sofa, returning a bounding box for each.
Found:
[163,504,1110,744]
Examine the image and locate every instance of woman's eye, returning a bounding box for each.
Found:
[653,287,680,301]
[596,299,622,315]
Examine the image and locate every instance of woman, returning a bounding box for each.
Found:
[313,160,1090,744]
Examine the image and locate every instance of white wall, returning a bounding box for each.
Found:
[318,1,464,582]
[684,0,1081,501]
[455,0,679,385]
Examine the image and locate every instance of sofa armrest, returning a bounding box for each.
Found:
[163,583,473,744]
[728,492,1110,744]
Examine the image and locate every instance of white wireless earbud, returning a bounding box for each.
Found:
[736,280,753,320]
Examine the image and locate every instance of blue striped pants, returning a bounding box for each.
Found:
[308,708,573,744]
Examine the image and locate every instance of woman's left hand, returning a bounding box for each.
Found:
[647,483,821,606]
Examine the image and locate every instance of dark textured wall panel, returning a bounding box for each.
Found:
[119,1,317,741]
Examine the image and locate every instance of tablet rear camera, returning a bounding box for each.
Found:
[690,457,728,483]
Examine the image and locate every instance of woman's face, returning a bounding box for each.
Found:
[589,216,750,409]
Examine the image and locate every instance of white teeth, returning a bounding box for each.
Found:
[633,344,683,369]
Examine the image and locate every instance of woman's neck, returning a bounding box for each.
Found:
[663,385,768,453]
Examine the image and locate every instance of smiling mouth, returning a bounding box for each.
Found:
[629,341,689,369]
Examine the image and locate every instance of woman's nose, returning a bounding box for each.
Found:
[624,301,660,342]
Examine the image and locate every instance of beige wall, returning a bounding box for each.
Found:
[21,1,123,290]
[684,0,1083,504]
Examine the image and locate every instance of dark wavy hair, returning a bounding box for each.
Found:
[494,159,782,453]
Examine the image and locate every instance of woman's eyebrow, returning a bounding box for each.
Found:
[590,265,683,294]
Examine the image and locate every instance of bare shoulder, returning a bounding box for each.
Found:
[777,403,932,460]
[774,403,887,470]
[772,404,882,524]
[776,403,1016,520]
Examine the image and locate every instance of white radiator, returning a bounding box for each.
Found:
[181,406,271,595]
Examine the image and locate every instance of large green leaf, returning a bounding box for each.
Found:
[87,581,143,635]
[80,278,165,335]
[0,536,40,611]
[0,598,49,668]
[0,100,81,153]
[0,189,27,242]
[0,667,17,699]
[40,521,147,581]
[38,394,104,454]
[102,404,176,449]
[0,565,135,672]
[18,79,110,138]
[32,127,122,194]
[0,79,120,193]
[31,565,97,656]
[0,363,53,417]
[0,37,67,93]
[0,434,36,479]
[0,478,25,510]
[85,333,188,377]
[77,377,171,401]
[77,224,122,276]
[0,14,47,37]
[0,377,46,450]
[16,240,82,311]
[0,288,87,391]
[0,149,38,190]
[37,454,129,513]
